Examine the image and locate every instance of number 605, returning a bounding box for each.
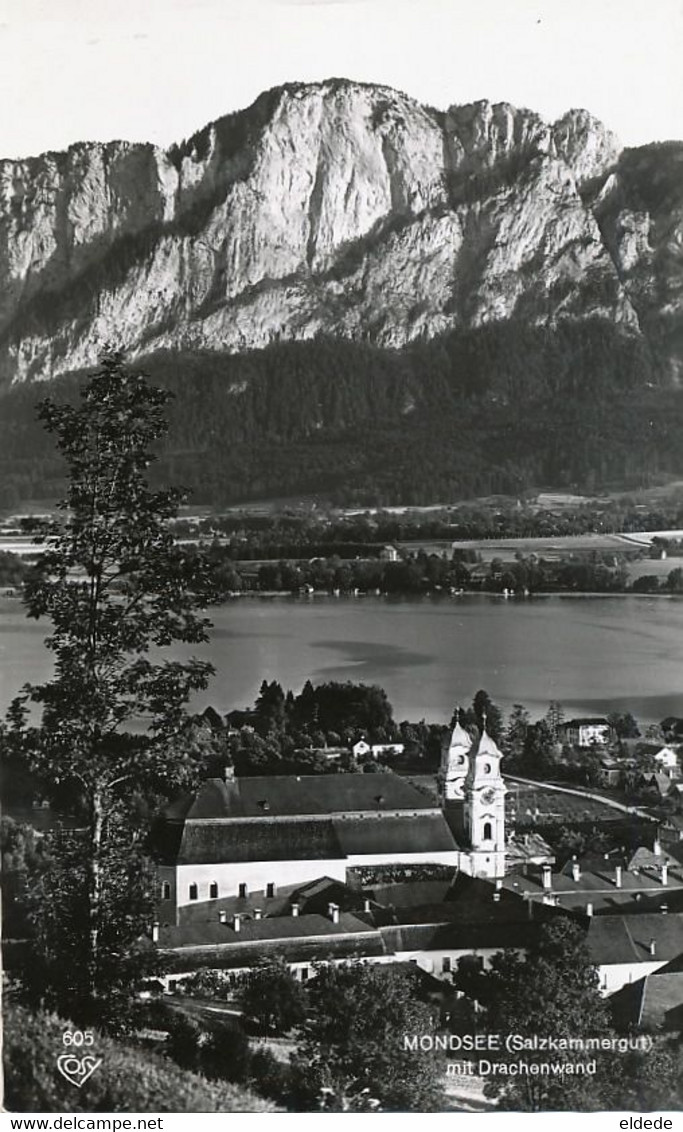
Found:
[62,1030,95,1047]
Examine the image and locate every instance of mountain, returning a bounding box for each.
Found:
[1,78,682,386]
[1,80,682,507]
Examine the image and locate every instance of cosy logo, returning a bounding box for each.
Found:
[56,1054,103,1088]
[57,1031,102,1087]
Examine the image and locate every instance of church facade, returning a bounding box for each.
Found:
[152,715,508,926]
[438,714,507,879]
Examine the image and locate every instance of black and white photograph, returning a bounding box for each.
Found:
[1,0,683,1118]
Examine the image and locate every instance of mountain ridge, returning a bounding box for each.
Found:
[3,77,680,388]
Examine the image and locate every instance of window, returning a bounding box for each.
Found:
[209,882,218,899]
[483,821,492,841]
[484,762,491,774]
[161,882,171,900]
[238,883,248,899]
[266,882,276,898]
[442,956,452,974]
[300,967,309,982]
[189,883,198,901]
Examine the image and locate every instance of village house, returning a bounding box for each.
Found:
[352,740,405,760]
[653,745,681,778]
[560,717,612,747]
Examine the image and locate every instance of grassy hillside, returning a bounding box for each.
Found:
[3,1002,279,1113]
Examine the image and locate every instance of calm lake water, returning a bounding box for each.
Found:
[1,594,682,726]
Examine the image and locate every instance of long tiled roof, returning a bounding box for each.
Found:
[162,774,434,821]
[587,913,683,965]
[154,811,458,865]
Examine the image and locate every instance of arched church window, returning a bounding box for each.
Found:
[161,882,171,900]
[483,821,492,841]
[189,883,198,901]
[210,882,218,899]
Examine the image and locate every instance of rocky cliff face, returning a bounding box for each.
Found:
[1,79,680,384]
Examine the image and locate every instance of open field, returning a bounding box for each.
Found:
[400,531,683,561]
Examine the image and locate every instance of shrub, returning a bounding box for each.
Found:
[3,1004,279,1112]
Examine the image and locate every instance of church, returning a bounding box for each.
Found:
[437,711,507,879]
[152,714,507,927]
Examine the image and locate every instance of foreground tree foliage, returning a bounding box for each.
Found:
[454,917,682,1111]
[6,352,217,1022]
[3,1003,278,1113]
[239,958,306,1035]
[289,963,444,1112]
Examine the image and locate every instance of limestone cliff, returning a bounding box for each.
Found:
[1,80,680,384]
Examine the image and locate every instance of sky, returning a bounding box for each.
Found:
[1,0,681,160]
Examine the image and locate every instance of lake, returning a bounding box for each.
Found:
[1,593,682,727]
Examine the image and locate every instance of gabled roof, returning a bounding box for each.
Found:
[628,846,679,871]
[610,969,683,1031]
[153,811,458,865]
[587,914,683,966]
[160,920,387,970]
[563,718,610,728]
[161,773,435,821]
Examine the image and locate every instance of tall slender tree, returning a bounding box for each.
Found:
[7,351,216,1012]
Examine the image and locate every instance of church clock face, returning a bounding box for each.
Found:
[480,787,497,805]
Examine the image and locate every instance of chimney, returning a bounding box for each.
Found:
[649,937,656,957]
[291,902,300,918]
[253,908,262,920]
[542,865,552,890]
[571,860,581,883]
[615,865,622,889]
[495,878,503,891]
[328,902,340,924]
[152,921,160,942]
[363,897,372,913]
[653,838,662,857]
[219,910,227,924]
[493,892,501,903]
[660,863,668,886]
[526,894,534,920]
[232,913,242,932]
[586,902,594,917]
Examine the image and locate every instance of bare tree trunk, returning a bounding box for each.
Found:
[88,788,104,999]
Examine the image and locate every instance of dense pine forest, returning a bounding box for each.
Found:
[1,319,682,508]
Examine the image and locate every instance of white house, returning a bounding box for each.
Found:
[654,746,680,778]
[561,718,612,747]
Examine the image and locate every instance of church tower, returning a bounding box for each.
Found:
[438,709,472,842]
[463,718,507,878]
